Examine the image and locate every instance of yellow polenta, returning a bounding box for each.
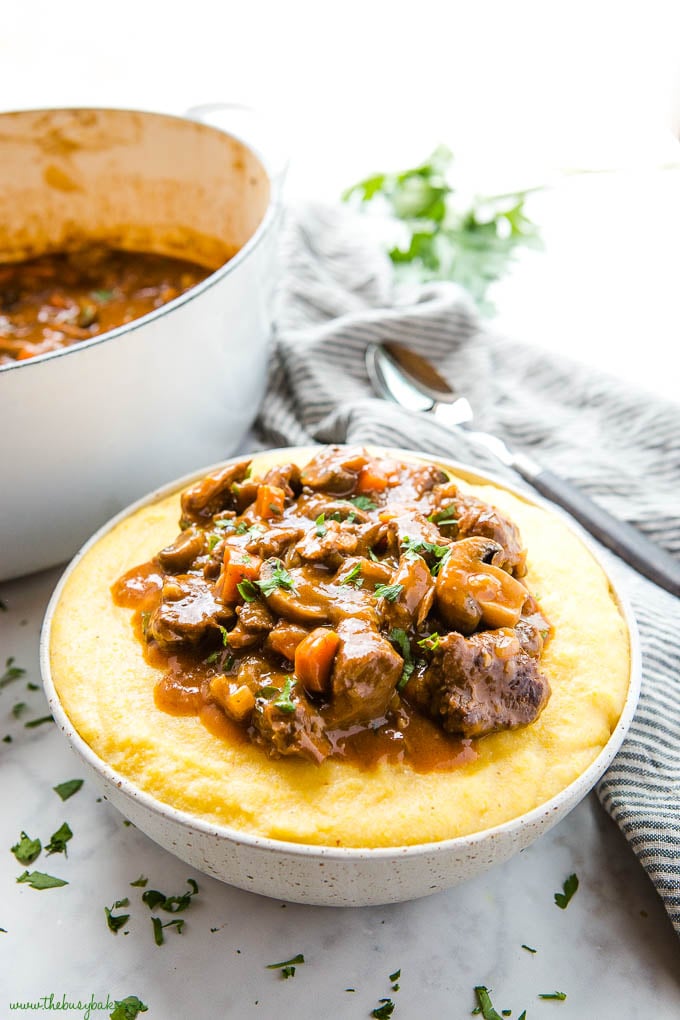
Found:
[49,450,630,848]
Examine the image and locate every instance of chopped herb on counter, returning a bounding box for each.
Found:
[473,986,504,1020]
[1,657,26,689]
[374,583,404,603]
[109,996,148,1020]
[45,822,73,857]
[24,714,54,729]
[130,875,148,887]
[105,898,131,934]
[16,869,68,890]
[0,599,7,611]
[11,831,42,865]
[151,916,184,946]
[12,702,27,718]
[518,1013,526,1020]
[371,999,395,1019]
[3,735,11,743]
[142,877,198,913]
[53,778,84,801]
[27,682,39,691]
[521,944,537,954]
[266,953,305,979]
[554,873,579,909]
[539,991,567,1001]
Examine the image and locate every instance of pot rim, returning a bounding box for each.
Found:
[40,445,642,860]
[0,105,280,376]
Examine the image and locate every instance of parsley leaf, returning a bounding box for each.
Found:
[130,875,148,887]
[207,534,221,552]
[0,656,26,689]
[348,495,377,511]
[371,1000,395,1019]
[151,916,184,946]
[341,563,363,587]
[315,513,327,537]
[374,582,403,603]
[12,701,27,718]
[539,992,567,1001]
[237,579,259,602]
[53,778,84,802]
[417,632,441,652]
[11,831,42,865]
[256,561,297,598]
[473,986,504,1020]
[105,898,131,934]
[273,677,297,714]
[24,715,54,729]
[45,822,73,857]
[218,625,230,647]
[554,873,579,909]
[266,953,305,979]
[109,996,148,1020]
[428,507,458,526]
[16,869,68,890]
[142,878,198,914]
[521,944,537,954]
[389,628,415,690]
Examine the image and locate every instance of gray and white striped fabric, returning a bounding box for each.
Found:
[256,202,680,936]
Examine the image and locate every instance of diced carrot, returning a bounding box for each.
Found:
[295,628,341,695]
[355,464,389,493]
[217,546,262,603]
[254,483,286,519]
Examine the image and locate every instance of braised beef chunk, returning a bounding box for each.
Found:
[148,575,233,650]
[115,445,552,766]
[327,617,403,727]
[453,493,527,576]
[411,628,550,738]
[180,460,252,523]
[251,690,331,764]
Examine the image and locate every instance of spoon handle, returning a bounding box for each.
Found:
[513,462,680,597]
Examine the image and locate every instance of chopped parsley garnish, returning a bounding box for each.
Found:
[401,535,449,560]
[152,916,184,946]
[256,561,297,598]
[417,632,441,651]
[315,513,327,537]
[11,831,41,865]
[207,534,221,552]
[140,611,151,638]
[266,953,305,979]
[45,822,73,857]
[12,701,28,718]
[273,677,297,714]
[521,944,537,954]
[348,495,377,511]
[91,288,114,302]
[389,969,401,982]
[473,986,504,1020]
[539,992,567,1001]
[142,878,198,913]
[371,1000,395,1019]
[554,873,579,909]
[237,579,259,602]
[105,898,131,934]
[24,714,54,729]
[0,599,6,611]
[130,875,148,887]
[389,628,415,690]
[204,650,222,665]
[16,869,68,890]
[0,656,26,689]
[518,1013,526,1020]
[501,1012,511,1017]
[342,563,363,587]
[368,548,380,562]
[215,518,236,531]
[218,625,230,646]
[53,778,84,801]
[109,996,148,1020]
[27,682,39,691]
[428,507,458,526]
[2,735,11,743]
[374,582,404,603]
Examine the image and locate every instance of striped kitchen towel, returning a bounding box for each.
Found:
[257,201,680,936]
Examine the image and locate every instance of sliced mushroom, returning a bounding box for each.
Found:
[156,528,206,573]
[180,459,252,523]
[299,445,368,495]
[435,537,528,634]
[379,553,435,632]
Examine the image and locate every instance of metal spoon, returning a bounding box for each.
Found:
[366,341,680,597]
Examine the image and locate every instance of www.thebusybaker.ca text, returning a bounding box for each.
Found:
[9,993,114,1019]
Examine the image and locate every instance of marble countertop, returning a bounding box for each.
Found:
[1,561,679,1019]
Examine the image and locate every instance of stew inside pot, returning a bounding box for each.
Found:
[113,447,553,770]
[0,246,212,365]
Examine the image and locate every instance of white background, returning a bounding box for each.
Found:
[1,0,679,395]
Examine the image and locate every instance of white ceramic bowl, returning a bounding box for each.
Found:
[0,106,282,581]
[40,450,641,907]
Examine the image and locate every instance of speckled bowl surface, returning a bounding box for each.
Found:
[40,449,641,907]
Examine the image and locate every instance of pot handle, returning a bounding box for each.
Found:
[184,102,288,202]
